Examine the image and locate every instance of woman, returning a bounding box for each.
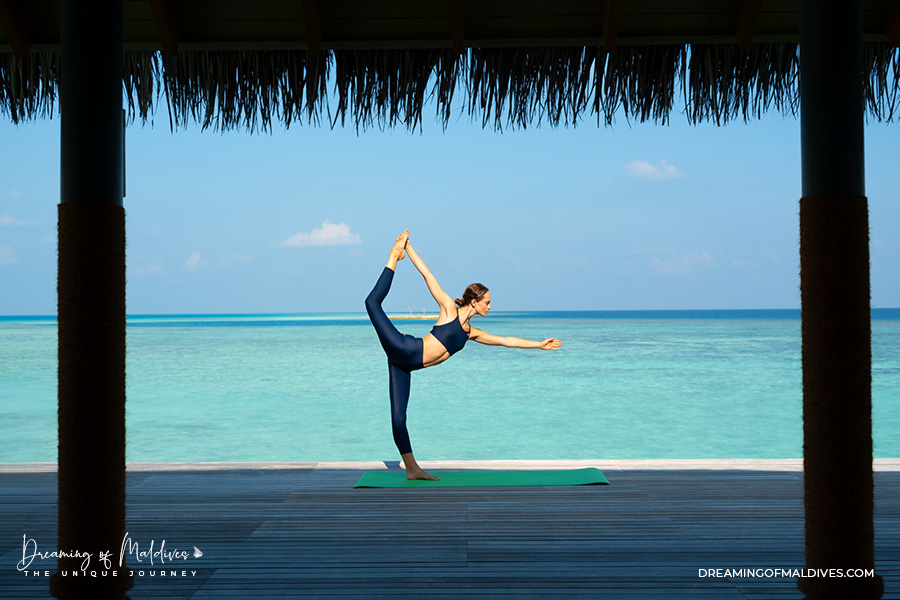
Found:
[365,230,563,480]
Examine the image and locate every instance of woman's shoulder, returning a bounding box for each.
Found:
[431,305,459,327]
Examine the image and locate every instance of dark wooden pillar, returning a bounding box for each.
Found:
[798,1,882,598]
[50,1,131,599]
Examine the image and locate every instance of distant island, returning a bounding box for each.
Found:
[389,308,439,320]
[389,315,438,320]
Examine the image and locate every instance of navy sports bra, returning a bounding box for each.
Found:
[430,314,469,356]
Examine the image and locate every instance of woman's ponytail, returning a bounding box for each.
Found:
[456,283,489,308]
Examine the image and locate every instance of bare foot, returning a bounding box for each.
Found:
[400,451,440,480]
[406,467,440,481]
[386,230,409,269]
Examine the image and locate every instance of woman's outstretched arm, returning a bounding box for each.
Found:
[404,240,455,311]
[468,327,563,350]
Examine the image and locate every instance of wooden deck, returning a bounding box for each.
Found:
[2,459,898,599]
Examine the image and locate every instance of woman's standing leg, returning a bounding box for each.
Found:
[389,361,438,480]
[388,361,413,455]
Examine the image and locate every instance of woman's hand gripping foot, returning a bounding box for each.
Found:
[386,230,409,270]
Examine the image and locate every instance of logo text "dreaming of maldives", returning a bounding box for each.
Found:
[17,533,203,573]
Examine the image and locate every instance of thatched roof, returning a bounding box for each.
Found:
[1,1,899,131]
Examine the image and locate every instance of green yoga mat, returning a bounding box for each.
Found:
[354,467,609,488]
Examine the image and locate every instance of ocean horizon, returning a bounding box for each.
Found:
[3,307,900,321]
[2,309,898,462]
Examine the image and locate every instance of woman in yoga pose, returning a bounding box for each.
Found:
[365,230,563,480]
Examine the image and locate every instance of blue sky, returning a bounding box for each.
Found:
[1,107,898,315]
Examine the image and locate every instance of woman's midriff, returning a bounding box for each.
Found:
[421,333,450,368]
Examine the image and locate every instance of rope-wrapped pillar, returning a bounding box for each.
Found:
[798,1,882,598]
[49,1,131,599]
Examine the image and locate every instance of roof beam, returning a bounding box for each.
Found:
[0,0,32,59]
[148,0,179,56]
[735,0,763,50]
[452,0,465,54]
[602,0,621,52]
[302,0,322,56]
[886,0,900,47]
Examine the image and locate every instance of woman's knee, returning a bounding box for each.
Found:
[391,411,407,428]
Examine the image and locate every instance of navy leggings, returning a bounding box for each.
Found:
[365,267,424,455]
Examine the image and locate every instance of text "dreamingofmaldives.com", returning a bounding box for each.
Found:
[699,568,875,578]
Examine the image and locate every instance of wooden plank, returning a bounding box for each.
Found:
[734,0,763,50]
[5,1,898,52]
[603,0,621,52]
[1,461,897,599]
[301,0,321,56]
[452,0,464,54]
[886,0,900,47]
[0,0,31,58]
[149,0,180,55]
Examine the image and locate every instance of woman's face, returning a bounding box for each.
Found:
[473,292,491,316]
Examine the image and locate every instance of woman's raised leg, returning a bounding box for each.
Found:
[386,230,408,271]
[365,267,407,356]
[365,231,408,348]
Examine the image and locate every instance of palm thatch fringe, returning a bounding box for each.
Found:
[865,42,900,122]
[2,45,898,132]
[123,52,159,126]
[0,52,57,123]
[124,50,331,132]
[598,45,684,126]
[468,47,595,130]
[684,44,799,125]
[331,49,457,131]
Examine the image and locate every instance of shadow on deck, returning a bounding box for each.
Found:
[2,460,898,599]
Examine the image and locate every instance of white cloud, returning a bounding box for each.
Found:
[624,159,684,180]
[7,190,22,198]
[183,252,205,270]
[279,220,362,248]
[0,214,28,226]
[180,252,252,271]
[220,253,254,268]
[0,246,18,267]
[650,251,713,274]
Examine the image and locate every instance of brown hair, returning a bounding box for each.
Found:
[455,283,489,308]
